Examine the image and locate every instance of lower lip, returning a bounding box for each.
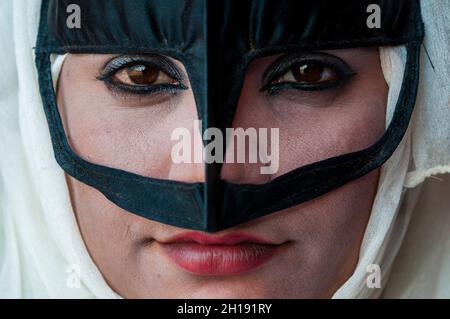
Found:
[159,242,278,276]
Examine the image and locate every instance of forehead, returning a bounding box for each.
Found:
[41,0,421,56]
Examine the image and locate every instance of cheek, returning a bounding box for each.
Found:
[272,168,379,297]
[224,65,387,181]
[68,177,135,255]
[56,59,200,180]
[67,176,164,296]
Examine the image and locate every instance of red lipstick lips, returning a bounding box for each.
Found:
[159,232,281,276]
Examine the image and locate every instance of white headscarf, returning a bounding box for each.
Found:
[0,0,449,298]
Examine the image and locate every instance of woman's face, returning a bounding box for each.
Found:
[57,48,387,298]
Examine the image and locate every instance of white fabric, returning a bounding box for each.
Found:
[382,175,450,298]
[404,0,450,187]
[333,46,413,298]
[0,0,449,298]
[0,0,118,298]
[380,0,450,298]
[335,0,450,297]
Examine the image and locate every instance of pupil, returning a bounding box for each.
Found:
[127,65,159,85]
[294,64,324,83]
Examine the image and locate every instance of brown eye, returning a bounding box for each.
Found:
[114,64,179,86]
[274,63,338,84]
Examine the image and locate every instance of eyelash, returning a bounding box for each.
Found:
[97,55,188,96]
[97,52,356,98]
[260,52,357,95]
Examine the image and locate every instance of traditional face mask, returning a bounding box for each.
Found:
[35,0,424,232]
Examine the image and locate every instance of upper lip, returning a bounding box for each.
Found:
[159,231,281,246]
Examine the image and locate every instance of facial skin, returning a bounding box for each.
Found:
[57,48,387,298]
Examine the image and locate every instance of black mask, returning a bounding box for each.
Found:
[35,0,424,232]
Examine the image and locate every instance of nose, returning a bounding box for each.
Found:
[168,120,205,183]
[220,80,274,185]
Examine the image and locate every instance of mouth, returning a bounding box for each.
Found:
[157,231,287,276]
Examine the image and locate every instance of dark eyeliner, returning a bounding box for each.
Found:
[97,54,188,95]
[260,52,357,95]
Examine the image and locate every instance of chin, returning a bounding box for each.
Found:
[173,277,285,299]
